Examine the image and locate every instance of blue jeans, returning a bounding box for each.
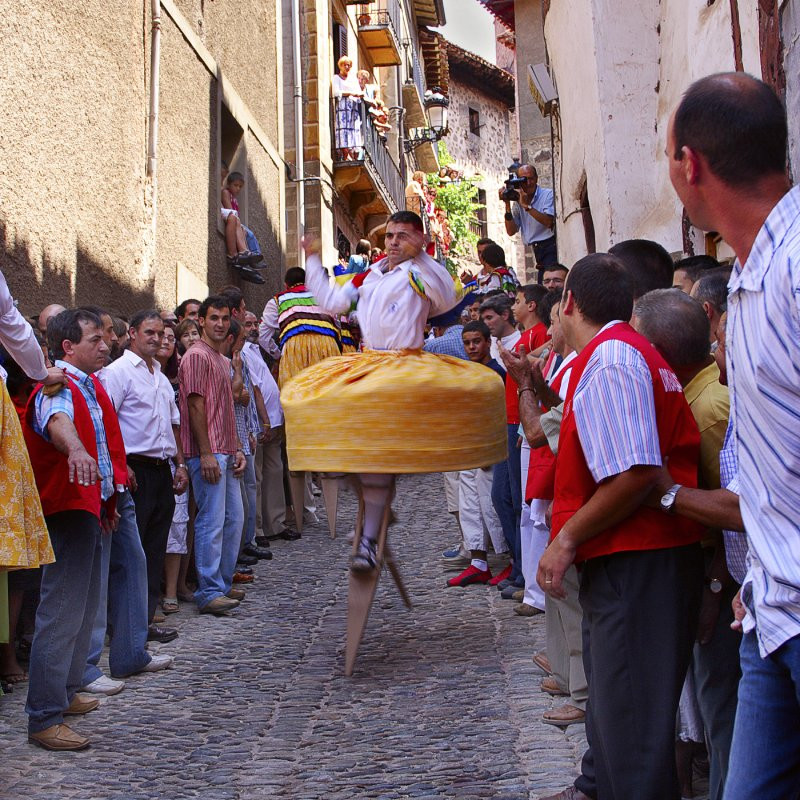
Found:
[491,424,523,584]
[188,454,245,609]
[725,629,800,799]
[26,511,103,733]
[82,491,150,684]
[240,453,257,548]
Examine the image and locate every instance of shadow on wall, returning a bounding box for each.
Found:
[203,98,285,310]
[0,218,157,319]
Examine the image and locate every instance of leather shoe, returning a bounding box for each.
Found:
[147,624,178,643]
[65,693,99,715]
[541,676,569,696]
[537,787,592,800]
[234,564,253,574]
[542,704,586,728]
[233,572,255,584]
[278,528,301,541]
[199,596,240,615]
[29,723,89,751]
[254,535,270,547]
[237,553,258,566]
[226,588,246,601]
[242,543,272,560]
[514,602,544,617]
[533,652,552,674]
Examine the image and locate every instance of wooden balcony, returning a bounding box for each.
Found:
[355,1,402,67]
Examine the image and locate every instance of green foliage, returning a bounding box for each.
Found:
[427,141,484,271]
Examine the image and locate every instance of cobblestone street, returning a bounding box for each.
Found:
[2,474,586,800]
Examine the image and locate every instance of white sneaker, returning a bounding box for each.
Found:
[141,653,174,673]
[80,675,126,696]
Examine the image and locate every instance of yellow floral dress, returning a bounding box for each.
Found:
[0,382,54,642]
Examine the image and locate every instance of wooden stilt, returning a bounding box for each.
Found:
[384,545,412,609]
[344,477,408,676]
[320,475,339,539]
[289,471,305,534]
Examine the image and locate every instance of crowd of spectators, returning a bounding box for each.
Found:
[1,70,799,800]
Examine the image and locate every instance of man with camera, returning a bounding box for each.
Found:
[501,164,557,269]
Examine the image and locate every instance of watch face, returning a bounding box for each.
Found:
[660,492,674,511]
[709,578,723,594]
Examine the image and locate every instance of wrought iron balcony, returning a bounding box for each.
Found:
[331,98,405,216]
[355,1,402,66]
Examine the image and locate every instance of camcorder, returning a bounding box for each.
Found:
[500,172,527,203]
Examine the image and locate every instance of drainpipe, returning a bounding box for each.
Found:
[147,0,161,178]
[291,0,306,267]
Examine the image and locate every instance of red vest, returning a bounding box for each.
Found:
[524,356,572,502]
[551,323,702,561]
[23,374,129,519]
[505,323,550,425]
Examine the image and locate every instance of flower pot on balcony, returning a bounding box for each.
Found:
[358,13,372,25]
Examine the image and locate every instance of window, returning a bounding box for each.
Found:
[470,189,489,239]
[218,99,246,235]
[468,107,481,137]
[333,21,348,66]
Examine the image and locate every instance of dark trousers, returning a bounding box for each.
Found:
[26,511,103,733]
[491,424,523,584]
[575,545,703,800]
[129,460,176,622]
[533,235,557,269]
[692,582,741,800]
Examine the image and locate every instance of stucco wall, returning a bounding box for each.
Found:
[0,0,282,319]
[545,0,762,267]
[784,0,800,181]
[444,71,524,278]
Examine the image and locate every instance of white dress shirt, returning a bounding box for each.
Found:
[304,251,457,350]
[99,349,180,459]
[0,268,47,383]
[257,297,283,361]
[241,341,283,427]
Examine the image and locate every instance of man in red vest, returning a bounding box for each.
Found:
[538,254,704,800]
[23,308,129,751]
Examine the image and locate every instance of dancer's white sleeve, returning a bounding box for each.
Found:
[304,254,358,316]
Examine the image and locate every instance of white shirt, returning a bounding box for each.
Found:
[727,185,800,656]
[257,297,283,361]
[0,268,47,383]
[99,349,180,459]
[304,251,457,350]
[241,341,283,427]
[490,329,521,362]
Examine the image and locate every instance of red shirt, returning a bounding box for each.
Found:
[551,323,703,561]
[178,340,238,457]
[505,322,550,425]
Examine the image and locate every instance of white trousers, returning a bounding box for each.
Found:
[520,440,549,610]
[459,466,508,554]
[442,471,460,514]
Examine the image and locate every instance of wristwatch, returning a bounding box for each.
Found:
[659,484,682,514]
[706,577,723,594]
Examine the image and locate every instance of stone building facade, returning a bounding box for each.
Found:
[440,41,526,279]
[280,0,445,268]
[484,0,799,267]
[1,0,284,318]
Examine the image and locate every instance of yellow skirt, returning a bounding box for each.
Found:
[283,349,507,473]
[278,333,342,389]
[0,382,54,570]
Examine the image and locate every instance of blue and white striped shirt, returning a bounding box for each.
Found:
[727,185,800,656]
[719,417,747,584]
[572,322,662,483]
[33,360,115,501]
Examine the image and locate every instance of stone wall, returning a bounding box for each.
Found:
[0,0,283,318]
[443,70,526,280]
[543,0,764,266]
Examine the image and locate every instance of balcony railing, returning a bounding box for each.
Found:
[355,1,402,66]
[406,48,426,105]
[332,98,405,214]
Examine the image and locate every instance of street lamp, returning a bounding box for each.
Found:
[403,86,450,153]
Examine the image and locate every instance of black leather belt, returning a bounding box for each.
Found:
[127,454,172,467]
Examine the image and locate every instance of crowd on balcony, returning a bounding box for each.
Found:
[332,57,393,162]
[1,72,799,800]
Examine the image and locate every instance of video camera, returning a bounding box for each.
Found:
[500,172,527,203]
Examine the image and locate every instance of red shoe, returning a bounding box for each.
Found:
[233,572,255,584]
[447,564,492,587]
[488,564,512,586]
